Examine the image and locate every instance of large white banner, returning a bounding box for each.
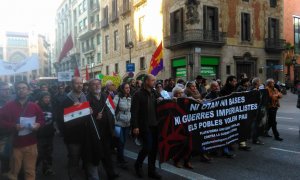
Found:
[0,56,39,75]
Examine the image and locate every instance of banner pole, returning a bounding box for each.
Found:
[90,115,101,140]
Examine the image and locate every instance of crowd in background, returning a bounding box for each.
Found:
[0,72,292,180]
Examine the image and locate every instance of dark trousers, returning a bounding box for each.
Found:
[135,127,158,173]
[37,137,53,172]
[66,144,85,180]
[267,108,280,138]
[101,138,116,179]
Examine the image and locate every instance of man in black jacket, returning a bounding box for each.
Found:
[86,79,118,180]
[58,77,89,180]
[131,74,163,179]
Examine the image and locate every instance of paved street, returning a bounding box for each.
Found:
[38,92,300,180]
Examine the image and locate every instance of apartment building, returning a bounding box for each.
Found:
[163,0,285,82]
[100,0,164,81]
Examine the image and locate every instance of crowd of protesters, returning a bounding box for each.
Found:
[0,73,288,180]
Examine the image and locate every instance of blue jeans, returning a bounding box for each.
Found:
[116,127,129,162]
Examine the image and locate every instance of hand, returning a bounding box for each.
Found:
[97,112,103,120]
[16,124,24,131]
[157,97,163,103]
[133,128,139,135]
[74,102,81,106]
[32,123,40,131]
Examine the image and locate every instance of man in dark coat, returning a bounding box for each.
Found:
[58,77,89,180]
[86,79,118,180]
[220,75,237,96]
[131,74,163,179]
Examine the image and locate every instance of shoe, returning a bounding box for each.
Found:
[264,133,272,137]
[134,164,143,178]
[173,160,182,168]
[43,168,55,176]
[252,140,264,145]
[223,152,236,159]
[275,137,283,141]
[183,162,193,169]
[148,172,162,179]
[200,154,212,163]
[239,146,252,151]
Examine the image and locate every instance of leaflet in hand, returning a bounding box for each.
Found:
[18,117,36,136]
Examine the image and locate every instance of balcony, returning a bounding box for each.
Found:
[78,22,100,40]
[133,0,147,7]
[121,6,131,16]
[264,38,286,52]
[164,29,226,49]
[90,4,100,14]
[101,18,109,29]
[110,13,119,23]
[83,45,95,54]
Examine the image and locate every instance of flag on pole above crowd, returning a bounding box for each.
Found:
[58,34,74,62]
[63,102,91,123]
[105,95,115,116]
[74,62,80,77]
[148,41,163,76]
[85,65,90,81]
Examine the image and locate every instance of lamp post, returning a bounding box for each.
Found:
[125,41,134,64]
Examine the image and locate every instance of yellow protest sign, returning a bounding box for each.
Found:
[102,75,122,87]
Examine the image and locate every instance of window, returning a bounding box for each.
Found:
[203,6,218,31]
[79,3,83,14]
[91,37,94,47]
[97,53,101,63]
[123,0,130,13]
[97,34,101,45]
[125,24,131,45]
[112,0,118,18]
[90,16,94,24]
[83,0,87,11]
[226,65,231,75]
[241,13,251,41]
[139,16,145,41]
[103,6,108,19]
[140,57,145,70]
[270,0,277,7]
[105,35,109,54]
[126,60,130,65]
[106,65,109,75]
[294,17,300,54]
[268,18,279,39]
[115,63,119,73]
[242,0,249,2]
[114,30,119,51]
[79,21,84,31]
[170,8,183,35]
[81,42,85,51]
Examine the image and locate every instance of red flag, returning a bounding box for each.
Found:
[74,64,80,77]
[63,102,90,122]
[86,65,90,81]
[58,34,74,62]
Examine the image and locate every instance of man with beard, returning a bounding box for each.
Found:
[58,77,89,180]
[131,74,163,179]
[86,79,118,180]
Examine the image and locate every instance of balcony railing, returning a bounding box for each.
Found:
[101,18,109,29]
[164,29,226,49]
[264,38,286,52]
[83,45,95,54]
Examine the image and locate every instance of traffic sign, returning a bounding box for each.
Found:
[126,63,135,72]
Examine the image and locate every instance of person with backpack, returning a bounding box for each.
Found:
[113,82,131,168]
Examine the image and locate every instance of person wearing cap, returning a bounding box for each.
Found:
[36,91,56,176]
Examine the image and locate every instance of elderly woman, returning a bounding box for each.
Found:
[171,86,193,169]
[265,79,283,141]
[184,81,202,103]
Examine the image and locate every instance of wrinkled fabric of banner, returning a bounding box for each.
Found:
[157,90,268,163]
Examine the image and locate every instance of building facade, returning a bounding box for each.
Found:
[163,0,285,82]
[55,0,102,80]
[0,31,50,83]
[100,0,164,81]
[283,0,300,82]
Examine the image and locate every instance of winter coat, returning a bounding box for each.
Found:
[113,95,131,127]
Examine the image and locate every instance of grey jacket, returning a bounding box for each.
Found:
[113,95,131,127]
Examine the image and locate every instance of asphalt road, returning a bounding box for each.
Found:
[37,92,300,180]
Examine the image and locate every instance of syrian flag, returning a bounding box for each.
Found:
[105,95,115,116]
[64,102,91,123]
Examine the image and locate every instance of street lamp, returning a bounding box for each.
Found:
[125,41,134,64]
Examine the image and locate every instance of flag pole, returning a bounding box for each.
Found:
[90,115,101,140]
